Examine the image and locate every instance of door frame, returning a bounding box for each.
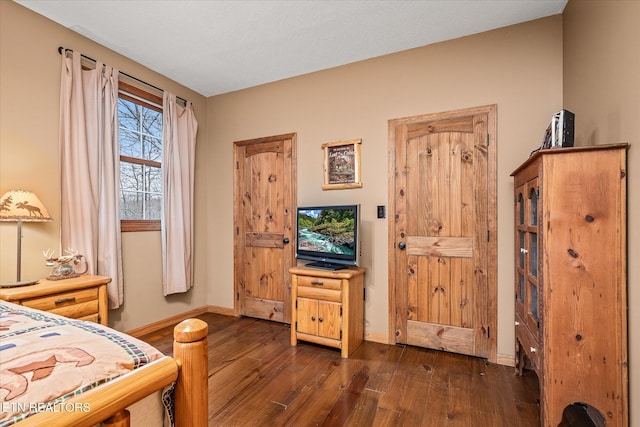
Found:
[387,105,497,362]
[233,133,297,322]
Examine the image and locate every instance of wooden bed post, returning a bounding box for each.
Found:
[173,318,209,427]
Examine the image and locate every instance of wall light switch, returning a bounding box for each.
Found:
[377,205,386,219]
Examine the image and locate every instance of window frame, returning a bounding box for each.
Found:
[118,81,163,232]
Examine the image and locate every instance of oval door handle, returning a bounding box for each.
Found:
[283,238,290,244]
[398,241,406,250]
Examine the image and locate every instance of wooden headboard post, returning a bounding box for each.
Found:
[173,318,209,426]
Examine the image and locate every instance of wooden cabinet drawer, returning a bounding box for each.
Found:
[297,275,342,290]
[22,288,99,319]
[77,313,100,323]
[0,275,110,325]
[297,286,341,303]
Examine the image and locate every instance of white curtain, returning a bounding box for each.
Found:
[59,51,123,308]
[161,93,198,295]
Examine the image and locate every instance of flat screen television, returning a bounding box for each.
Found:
[296,204,360,270]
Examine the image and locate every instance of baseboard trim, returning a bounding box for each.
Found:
[497,352,516,367]
[127,305,234,338]
[365,331,390,345]
[206,305,236,317]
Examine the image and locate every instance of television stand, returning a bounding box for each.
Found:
[305,261,345,270]
[289,265,365,358]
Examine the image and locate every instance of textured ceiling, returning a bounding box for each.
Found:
[15,0,567,97]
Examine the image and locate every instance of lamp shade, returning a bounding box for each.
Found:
[0,189,53,222]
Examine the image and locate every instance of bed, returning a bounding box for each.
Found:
[0,300,208,427]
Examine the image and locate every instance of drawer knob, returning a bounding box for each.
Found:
[311,316,316,321]
[318,317,323,322]
[311,280,324,285]
[530,347,536,353]
[55,296,76,305]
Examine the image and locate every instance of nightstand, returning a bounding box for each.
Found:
[0,275,111,325]
[290,266,365,358]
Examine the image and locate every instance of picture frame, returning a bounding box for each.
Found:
[322,139,362,190]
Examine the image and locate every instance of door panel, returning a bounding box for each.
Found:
[234,133,296,323]
[318,301,341,340]
[297,298,317,335]
[389,106,496,361]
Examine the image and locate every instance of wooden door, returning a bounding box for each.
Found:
[389,105,497,362]
[234,133,296,323]
[296,298,318,335]
[318,300,341,340]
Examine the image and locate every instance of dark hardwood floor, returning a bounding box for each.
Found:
[138,313,540,426]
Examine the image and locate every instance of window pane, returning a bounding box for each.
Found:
[120,129,141,158]
[120,190,144,219]
[120,162,143,193]
[146,165,162,193]
[118,99,141,131]
[530,188,538,226]
[120,161,161,220]
[144,193,162,220]
[118,98,161,161]
[530,232,537,277]
[143,135,162,162]
[518,193,524,225]
[141,107,162,136]
[519,231,525,268]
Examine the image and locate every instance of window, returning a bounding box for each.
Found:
[118,82,163,231]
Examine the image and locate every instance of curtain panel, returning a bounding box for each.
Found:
[161,93,198,295]
[59,51,124,308]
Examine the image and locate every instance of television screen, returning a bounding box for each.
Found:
[296,205,359,269]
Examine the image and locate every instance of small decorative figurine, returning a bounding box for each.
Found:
[43,248,88,280]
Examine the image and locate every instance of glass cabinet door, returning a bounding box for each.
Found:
[515,187,526,319]
[525,181,540,333]
[514,179,540,336]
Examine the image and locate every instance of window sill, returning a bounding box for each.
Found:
[121,220,160,232]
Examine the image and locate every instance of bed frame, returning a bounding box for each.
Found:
[15,318,209,427]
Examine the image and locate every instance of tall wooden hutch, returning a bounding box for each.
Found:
[511,144,628,426]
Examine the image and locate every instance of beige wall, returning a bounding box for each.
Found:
[0,0,209,331]
[563,0,639,423]
[207,16,564,357]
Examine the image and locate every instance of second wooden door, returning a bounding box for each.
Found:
[234,133,297,323]
[389,106,497,362]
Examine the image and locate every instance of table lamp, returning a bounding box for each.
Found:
[0,189,53,287]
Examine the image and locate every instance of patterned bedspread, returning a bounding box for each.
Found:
[0,300,164,426]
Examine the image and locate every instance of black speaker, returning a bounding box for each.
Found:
[555,109,575,148]
[542,109,575,150]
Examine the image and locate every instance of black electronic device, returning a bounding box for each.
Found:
[295,204,360,270]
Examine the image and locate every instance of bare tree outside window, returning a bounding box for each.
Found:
[118,88,163,231]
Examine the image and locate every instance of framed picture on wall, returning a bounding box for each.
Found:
[322,139,362,190]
